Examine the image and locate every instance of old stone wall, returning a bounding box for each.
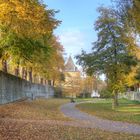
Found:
[0,71,54,104]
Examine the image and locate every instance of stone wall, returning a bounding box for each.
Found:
[0,71,54,104]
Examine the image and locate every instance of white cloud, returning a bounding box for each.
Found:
[59,29,86,56]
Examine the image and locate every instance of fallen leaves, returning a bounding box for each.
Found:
[0,99,70,121]
[0,119,140,140]
[0,99,139,140]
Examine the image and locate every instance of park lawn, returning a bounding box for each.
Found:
[75,98,95,103]
[76,98,140,124]
[0,98,70,121]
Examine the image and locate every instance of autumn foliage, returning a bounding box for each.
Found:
[0,0,64,84]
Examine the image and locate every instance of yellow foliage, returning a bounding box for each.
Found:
[0,0,63,83]
[124,67,138,87]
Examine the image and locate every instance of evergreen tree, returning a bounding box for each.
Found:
[76,7,137,108]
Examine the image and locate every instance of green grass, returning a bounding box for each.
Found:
[76,98,140,124]
[75,98,94,103]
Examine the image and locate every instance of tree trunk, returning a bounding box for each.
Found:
[40,78,44,84]
[48,80,51,86]
[15,65,19,76]
[112,90,119,109]
[28,67,32,83]
[138,83,140,92]
[22,67,25,79]
[44,80,47,85]
[52,80,55,86]
[2,59,7,73]
[22,67,27,80]
[24,68,27,80]
[33,74,37,83]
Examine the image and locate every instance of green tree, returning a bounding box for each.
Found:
[115,0,140,33]
[76,7,137,109]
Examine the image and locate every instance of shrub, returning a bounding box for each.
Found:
[54,86,63,98]
[100,89,112,98]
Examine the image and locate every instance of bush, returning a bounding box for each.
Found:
[54,86,63,98]
[100,89,112,98]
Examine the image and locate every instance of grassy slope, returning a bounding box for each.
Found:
[76,99,140,124]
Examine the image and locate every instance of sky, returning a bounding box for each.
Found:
[44,0,112,62]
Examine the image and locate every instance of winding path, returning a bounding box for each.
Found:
[61,103,140,135]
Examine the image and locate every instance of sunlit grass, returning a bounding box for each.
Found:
[76,99,140,124]
[117,106,140,112]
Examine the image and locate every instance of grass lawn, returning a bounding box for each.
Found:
[75,98,95,103]
[76,98,140,124]
[0,98,70,121]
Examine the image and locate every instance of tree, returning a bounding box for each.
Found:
[76,7,138,109]
[115,0,140,33]
[131,0,140,33]
[29,35,64,84]
[115,0,140,90]
[0,0,63,84]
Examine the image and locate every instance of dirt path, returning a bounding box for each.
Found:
[61,103,140,135]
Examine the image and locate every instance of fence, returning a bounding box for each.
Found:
[0,71,54,104]
[120,91,140,101]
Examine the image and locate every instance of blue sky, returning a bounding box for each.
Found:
[44,0,112,61]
